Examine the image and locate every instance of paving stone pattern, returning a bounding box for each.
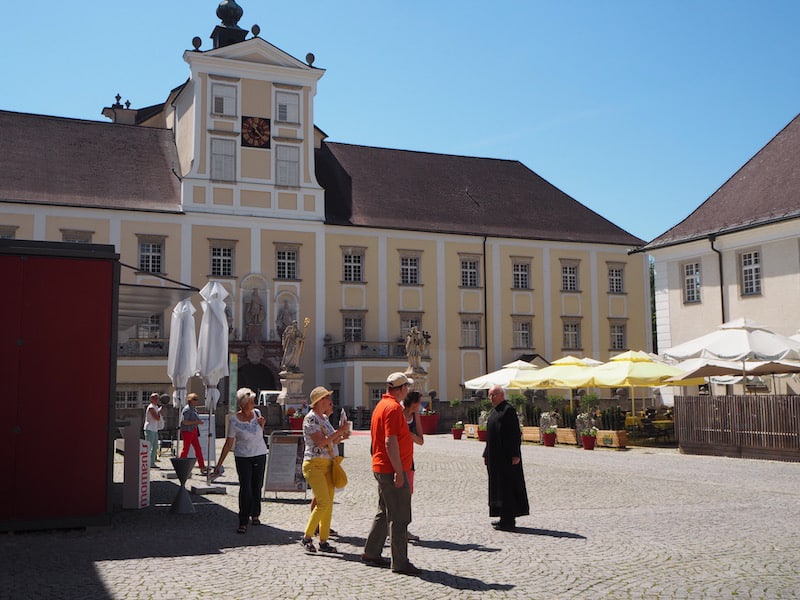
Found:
[3,434,800,599]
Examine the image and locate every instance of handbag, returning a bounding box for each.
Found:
[332,455,348,489]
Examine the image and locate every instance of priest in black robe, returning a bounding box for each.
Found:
[482,385,530,531]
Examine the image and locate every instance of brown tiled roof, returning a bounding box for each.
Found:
[316,142,644,246]
[0,110,182,212]
[642,113,800,251]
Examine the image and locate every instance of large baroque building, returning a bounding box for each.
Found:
[641,112,800,393]
[0,3,649,413]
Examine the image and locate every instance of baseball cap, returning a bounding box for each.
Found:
[386,372,413,387]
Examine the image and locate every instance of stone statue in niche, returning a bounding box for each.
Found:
[275,299,295,339]
[244,289,266,342]
[281,319,306,372]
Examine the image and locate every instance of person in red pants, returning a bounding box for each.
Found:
[179,393,207,473]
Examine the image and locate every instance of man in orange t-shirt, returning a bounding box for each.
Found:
[361,372,421,575]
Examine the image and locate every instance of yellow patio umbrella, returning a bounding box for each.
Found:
[508,355,598,411]
[591,350,686,414]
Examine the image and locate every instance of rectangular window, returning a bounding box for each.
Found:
[608,266,624,294]
[137,315,162,339]
[138,239,163,274]
[369,386,383,407]
[212,83,237,116]
[0,225,18,239]
[461,259,479,287]
[401,316,421,337]
[562,265,578,291]
[276,91,300,123]
[276,145,300,187]
[512,262,530,289]
[684,262,701,303]
[610,323,627,351]
[461,318,481,347]
[563,322,581,350]
[211,245,234,277]
[276,249,298,280]
[211,138,235,181]
[61,229,92,243]
[116,390,146,410]
[343,252,363,282]
[343,316,363,342]
[513,320,532,348]
[400,256,420,285]
[741,251,762,296]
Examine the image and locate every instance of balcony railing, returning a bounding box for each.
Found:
[325,340,424,361]
[118,338,168,357]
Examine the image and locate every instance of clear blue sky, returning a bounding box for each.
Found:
[3,1,799,243]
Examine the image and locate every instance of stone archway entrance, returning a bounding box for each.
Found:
[237,362,279,395]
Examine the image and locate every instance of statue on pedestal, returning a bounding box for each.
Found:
[281,318,307,372]
[405,326,430,372]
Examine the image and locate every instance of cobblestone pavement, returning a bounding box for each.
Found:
[3,433,800,599]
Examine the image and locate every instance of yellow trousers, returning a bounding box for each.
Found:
[302,458,334,541]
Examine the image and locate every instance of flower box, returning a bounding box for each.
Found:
[556,428,578,446]
[595,429,628,449]
[522,426,540,443]
[419,413,439,434]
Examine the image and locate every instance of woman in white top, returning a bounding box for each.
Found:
[142,393,162,468]
[300,386,350,554]
[214,388,268,534]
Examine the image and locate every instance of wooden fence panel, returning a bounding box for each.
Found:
[675,395,800,462]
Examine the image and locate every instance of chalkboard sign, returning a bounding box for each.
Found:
[264,431,307,494]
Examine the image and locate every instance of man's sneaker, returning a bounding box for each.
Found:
[318,541,338,553]
[360,553,390,568]
[392,562,422,576]
[301,538,316,554]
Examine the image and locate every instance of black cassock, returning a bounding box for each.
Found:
[482,400,530,519]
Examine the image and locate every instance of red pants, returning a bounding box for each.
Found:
[180,429,206,469]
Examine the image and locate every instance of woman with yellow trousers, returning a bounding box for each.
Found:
[300,386,350,553]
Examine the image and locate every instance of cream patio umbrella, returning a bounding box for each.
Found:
[464,359,539,390]
[167,298,197,410]
[508,355,598,410]
[591,350,686,414]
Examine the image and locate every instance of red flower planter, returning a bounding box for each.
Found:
[289,416,304,431]
[419,413,439,434]
[542,432,557,447]
[477,429,488,442]
[451,428,463,439]
[581,435,596,450]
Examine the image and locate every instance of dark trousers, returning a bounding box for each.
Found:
[234,454,266,526]
[363,471,412,570]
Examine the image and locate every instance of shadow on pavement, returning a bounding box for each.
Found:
[518,526,586,539]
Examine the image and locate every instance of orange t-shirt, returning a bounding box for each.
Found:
[371,394,413,473]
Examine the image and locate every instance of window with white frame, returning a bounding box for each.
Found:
[61,229,92,243]
[561,260,580,291]
[610,321,627,351]
[683,261,701,303]
[116,390,146,410]
[343,315,364,342]
[212,83,237,116]
[0,225,18,239]
[513,319,532,348]
[276,91,300,123]
[608,263,625,294]
[461,318,481,347]
[562,321,581,350]
[400,315,422,338]
[211,138,236,181]
[276,246,299,280]
[460,257,480,287]
[342,247,364,282]
[138,236,164,274]
[400,255,420,285]
[210,241,235,277]
[740,250,762,296]
[137,315,162,339]
[276,145,300,187]
[512,260,530,289]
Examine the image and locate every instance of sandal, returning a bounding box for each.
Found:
[251,517,261,526]
[318,541,338,553]
[236,525,247,534]
[301,538,316,554]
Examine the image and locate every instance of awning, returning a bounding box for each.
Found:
[118,263,198,336]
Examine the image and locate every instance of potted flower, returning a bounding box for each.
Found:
[286,407,303,431]
[580,426,598,450]
[540,407,559,447]
[477,422,488,442]
[419,407,439,434]
[542,426,557,447]
[452,420,464,440]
